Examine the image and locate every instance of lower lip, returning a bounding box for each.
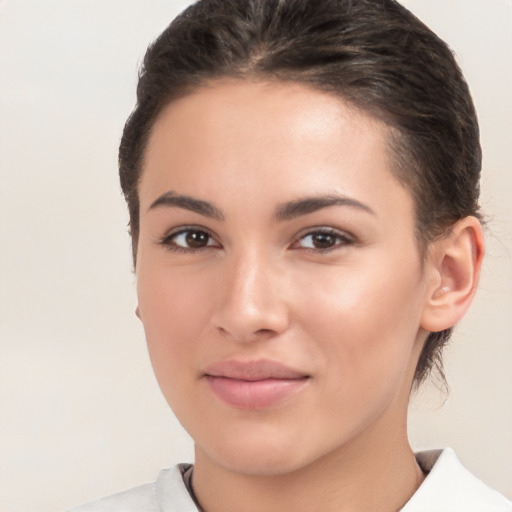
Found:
[205,376,309,409]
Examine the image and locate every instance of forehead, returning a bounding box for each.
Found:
[140,79,413,223]
[147,79,387,149]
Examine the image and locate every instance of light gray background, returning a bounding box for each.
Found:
[0,1,510,511]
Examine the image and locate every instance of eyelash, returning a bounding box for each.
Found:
[157,226,219,253]
[291,228,355,252]
[157,226,355,254]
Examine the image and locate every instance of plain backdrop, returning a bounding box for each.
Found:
[0,1,511,511]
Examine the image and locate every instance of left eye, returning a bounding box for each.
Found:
[293,230,353,251]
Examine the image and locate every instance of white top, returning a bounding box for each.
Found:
[67,448,512,511]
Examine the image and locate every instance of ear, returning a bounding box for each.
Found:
[421,216,484,333]
[135,305,141,320]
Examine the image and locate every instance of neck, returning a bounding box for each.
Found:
[192,413,424,512]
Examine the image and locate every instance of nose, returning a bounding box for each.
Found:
[212,252,290,343]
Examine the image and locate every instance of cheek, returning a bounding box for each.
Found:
[136,267,214,387]
[139,263,213,331]
[294,254,425,387]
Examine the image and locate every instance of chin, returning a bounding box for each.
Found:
[203,447,310,477]
[194,423,334,477]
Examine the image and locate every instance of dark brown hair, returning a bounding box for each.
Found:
[119,0,482,387]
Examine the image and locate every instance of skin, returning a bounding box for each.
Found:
[135,80,482,512]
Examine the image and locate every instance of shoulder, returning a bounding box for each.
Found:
[65,482,158,512]
[402,448,512,511]
[66,465,198,512]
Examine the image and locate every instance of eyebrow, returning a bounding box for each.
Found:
[148,191,225,220]
[148,191,374,222]
[274,194,375,221]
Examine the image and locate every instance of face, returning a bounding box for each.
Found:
[136,80,431,476]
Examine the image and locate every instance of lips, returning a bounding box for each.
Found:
[203,360,310,409]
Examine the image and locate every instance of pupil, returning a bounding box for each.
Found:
[313,233,335,248]
[186,230,208,247]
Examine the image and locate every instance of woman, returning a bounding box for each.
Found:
[70,0,511,510]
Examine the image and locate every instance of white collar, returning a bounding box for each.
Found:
[401,447,511,511]
[154,448,511,512]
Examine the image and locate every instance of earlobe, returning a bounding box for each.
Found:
[421,216,484,333]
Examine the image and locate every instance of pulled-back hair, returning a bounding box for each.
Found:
[119,0,482,388]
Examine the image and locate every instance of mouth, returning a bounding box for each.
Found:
[203,359,310,410]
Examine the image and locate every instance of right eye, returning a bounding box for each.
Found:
[158,228,220,252]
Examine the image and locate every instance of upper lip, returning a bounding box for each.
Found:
[203,359,309,381]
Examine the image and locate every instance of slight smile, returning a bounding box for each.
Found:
[203,360,311,410]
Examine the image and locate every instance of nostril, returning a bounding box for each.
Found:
[215,324,283,344]
[255,328,276,337]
